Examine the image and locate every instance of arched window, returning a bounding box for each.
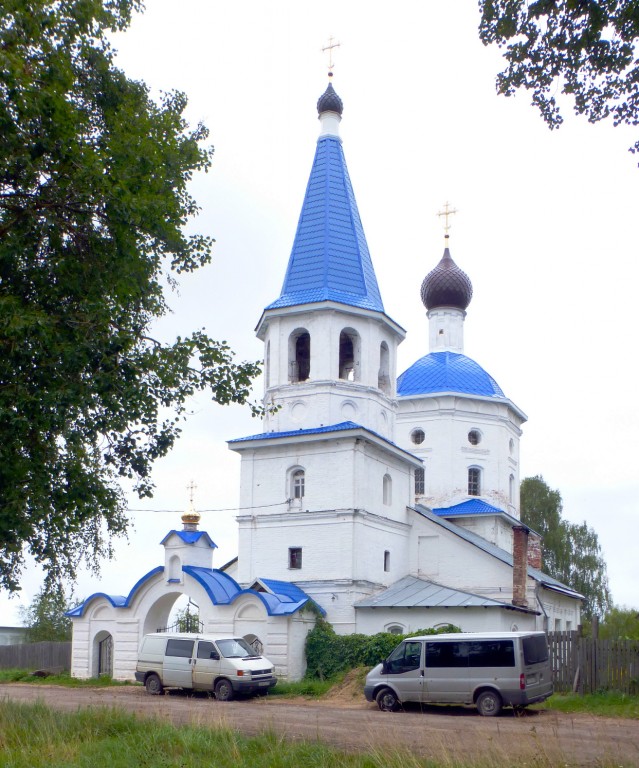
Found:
[292,469,305,499]
[468,467,481,496]
[289,330,310,383]
[339,329,360,381]
[383,473,392,505]
[415,467,425,496]
[509,474,515,504]
[378,342,390,393]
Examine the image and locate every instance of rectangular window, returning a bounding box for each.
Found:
[415,468,425,496]
[384,550,390,572]
[522,635,549,664]
[468,467,481,496]
[426,640,516,668]
[165,639,194,658]
[288,547,302,569]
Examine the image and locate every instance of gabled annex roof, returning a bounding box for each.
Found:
[412,506,583,600]
[355,574,537,613]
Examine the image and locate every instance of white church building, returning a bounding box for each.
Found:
[69,79,582,681]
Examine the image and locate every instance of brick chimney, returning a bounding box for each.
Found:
[527,535,542,570]
[512,525,529,608]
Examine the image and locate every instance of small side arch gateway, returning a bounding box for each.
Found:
[67,510,323,682]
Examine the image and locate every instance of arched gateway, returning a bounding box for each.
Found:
[67,509,322,682]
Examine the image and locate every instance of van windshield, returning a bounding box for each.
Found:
[216,638,259,658]
[522,635,549,664]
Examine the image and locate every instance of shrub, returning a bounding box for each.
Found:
[304,619,460,680]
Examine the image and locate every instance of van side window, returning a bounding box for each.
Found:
[386,641,422,674]
[165,639,194,658]
[426,641,469,668]
[468,641,515,667]
[197,641,217,659]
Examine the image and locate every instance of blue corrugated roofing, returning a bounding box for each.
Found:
[432,499,504,517]
[355,575,533,611]
[266,135,384,313]
[228,420,362,443]
[67,566,324,618]
[397,351,505,398]
[159,530,217,548]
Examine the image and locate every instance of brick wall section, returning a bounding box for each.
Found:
[512,525,529,607]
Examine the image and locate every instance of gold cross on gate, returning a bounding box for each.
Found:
[322,36,341,74]
[437,202,458,234]
[186,479,197,507]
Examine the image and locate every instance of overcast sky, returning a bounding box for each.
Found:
[2,0,637,625]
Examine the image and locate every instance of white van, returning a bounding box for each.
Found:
[135,633,277,700]
[364,631,552,716]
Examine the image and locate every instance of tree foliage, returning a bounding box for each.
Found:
[0,0,262,592]
[599,606,639,640]
[19,585,74,642]
[479,1,639,153]
[520,475,612,620]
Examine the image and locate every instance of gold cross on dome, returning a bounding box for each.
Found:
[437,201,458,234]
[186,479,197,507]
[322,36,341,74]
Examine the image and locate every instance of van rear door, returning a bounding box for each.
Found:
[163,638,195,688]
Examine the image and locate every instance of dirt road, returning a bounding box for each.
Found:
[1,684,638,766]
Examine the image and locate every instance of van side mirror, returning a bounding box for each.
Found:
[381,660,388,674]
[210,651,220,660]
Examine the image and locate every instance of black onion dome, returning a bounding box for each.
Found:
[420,248,473,311]
[317,83,343,116]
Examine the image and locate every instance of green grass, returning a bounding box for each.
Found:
[539,691,639,718]
[0,668,132,686]
[0,701,449,768]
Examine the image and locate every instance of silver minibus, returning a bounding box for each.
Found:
[364,631,553,716]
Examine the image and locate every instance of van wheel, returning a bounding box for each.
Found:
[145,673,163,695]
[376,687,400,712]
[476,690,502,717]
[214,679,234,702]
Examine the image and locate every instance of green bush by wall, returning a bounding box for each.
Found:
[304,619,460,680]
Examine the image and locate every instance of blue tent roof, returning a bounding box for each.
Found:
[397,351,505,398]
[159,530,217,548]
[266,135,384,313]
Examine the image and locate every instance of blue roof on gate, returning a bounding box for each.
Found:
[266,135,384,313]
[397,351,505,398]
[66,566,325,618]
[159,530,217,548]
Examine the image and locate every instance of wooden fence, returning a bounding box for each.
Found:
[0,641,71,672]
[547,631,639,694]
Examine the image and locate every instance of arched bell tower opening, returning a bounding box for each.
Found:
[289,329,310,383]
[339,328,360,381]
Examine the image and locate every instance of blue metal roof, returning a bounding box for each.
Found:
[66,566,165,617]
[228,421,421,463]
[397,351,505,398]
[355,575,534,612]
[266,135,384,313]
[159,530,217,548]
[432,499,505,517]
[228,420,363,443]
[67,565,324,618]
